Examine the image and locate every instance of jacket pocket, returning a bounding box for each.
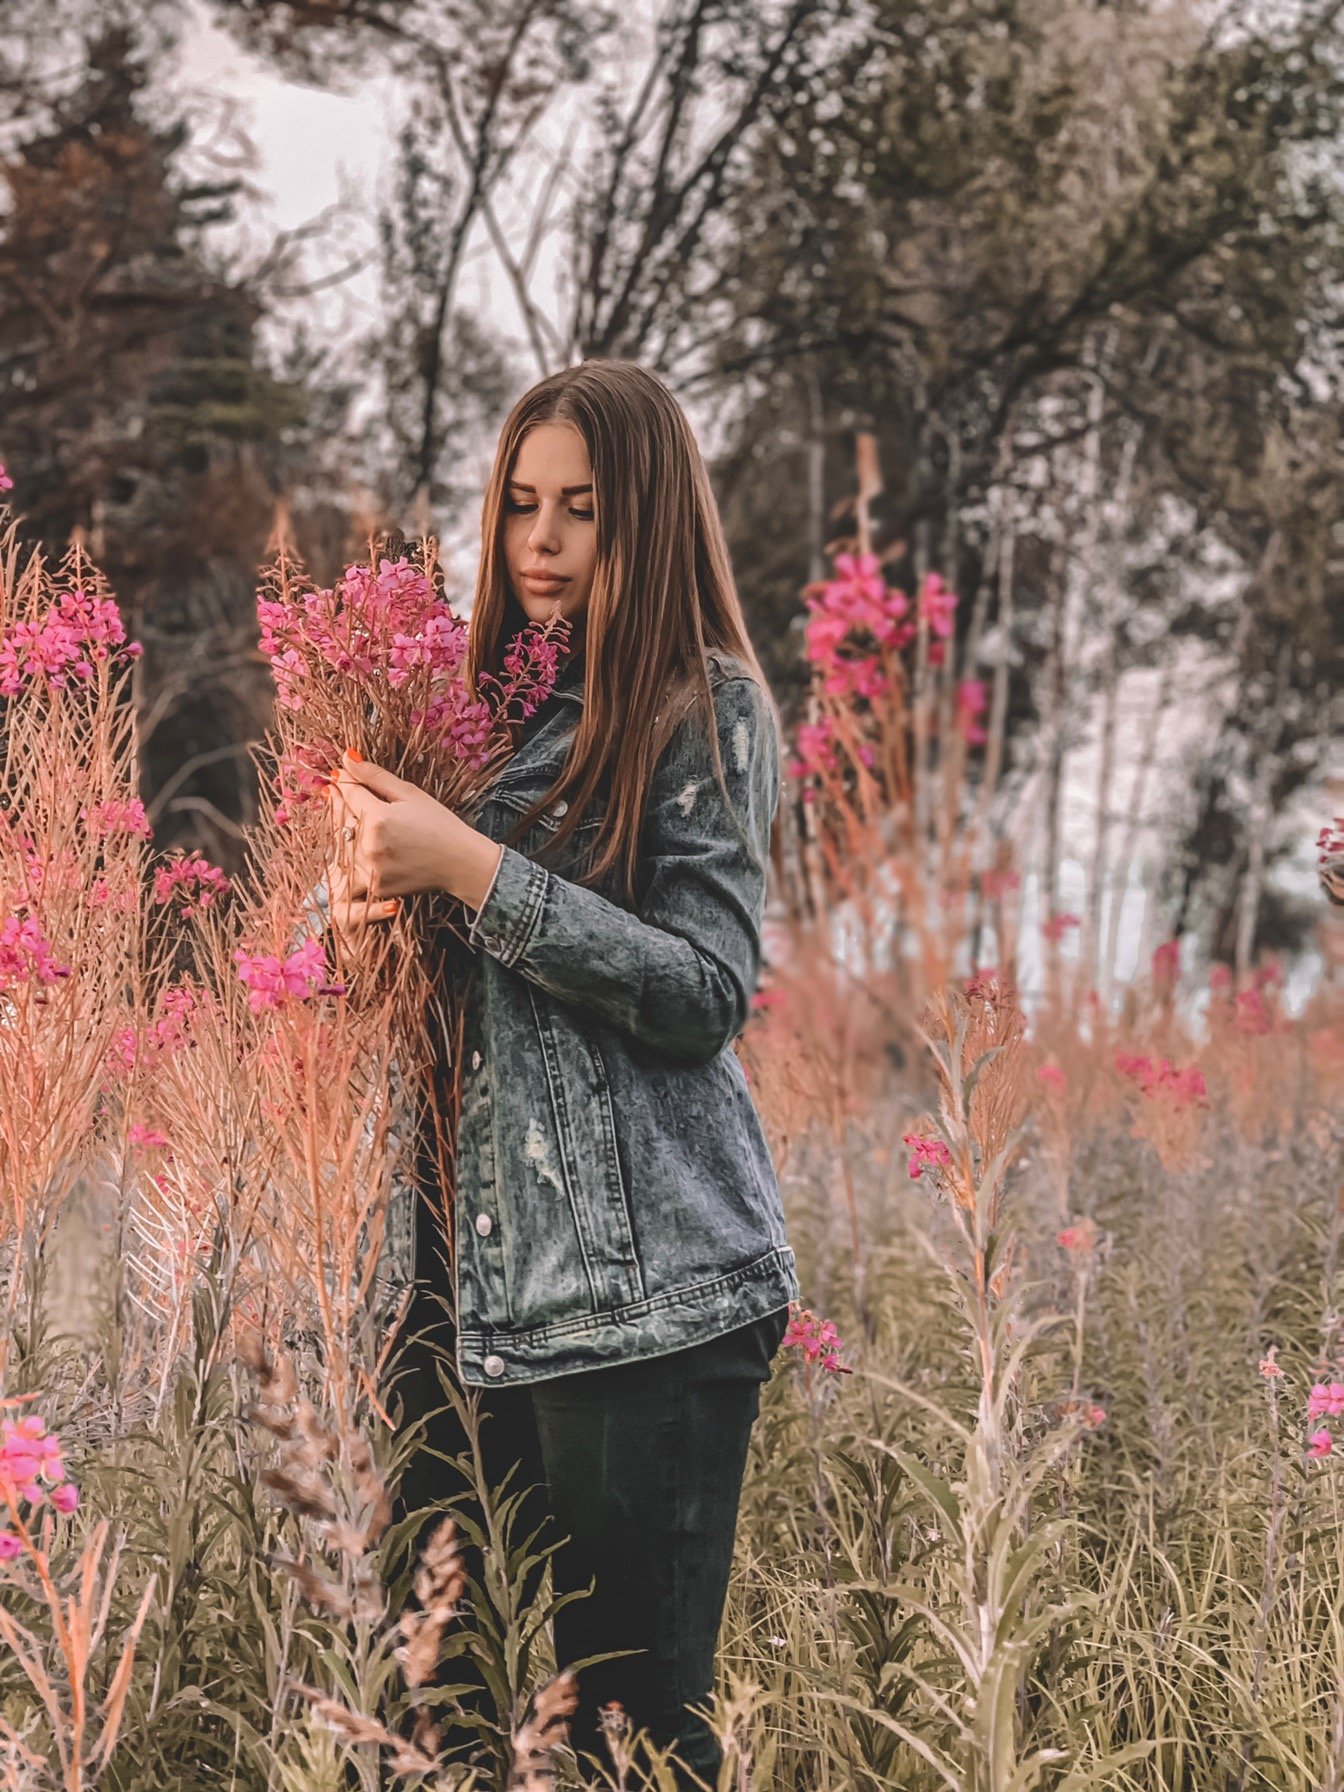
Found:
[525,984,646,1313]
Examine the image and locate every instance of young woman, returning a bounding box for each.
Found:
[325,360,798,1783]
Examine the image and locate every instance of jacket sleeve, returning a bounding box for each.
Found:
[465,672,781,1067]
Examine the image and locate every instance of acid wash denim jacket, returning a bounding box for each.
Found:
[444,645,799,1386]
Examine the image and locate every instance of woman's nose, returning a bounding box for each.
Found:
[528,503,562,553]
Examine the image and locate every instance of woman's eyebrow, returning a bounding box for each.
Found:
[508,480,593,495]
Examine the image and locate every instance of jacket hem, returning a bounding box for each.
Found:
[456,1245,799,1386]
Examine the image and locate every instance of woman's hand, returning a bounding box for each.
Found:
[324,847,400,954]
[328,748,505,914]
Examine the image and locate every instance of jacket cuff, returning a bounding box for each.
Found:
[467,844,548,966]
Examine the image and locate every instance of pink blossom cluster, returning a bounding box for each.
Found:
[920,571,958,640]
[234,936,345,1014]
[1057,1216,1098,1252]
[258,558,468,707]
[1058,1398,1107,1430]
[1114,1051,1207,1107]
[0,465,12,493]
[903,1131,952,1179]
[1317,817,1343,863]
[128,1122,170,1153]
[0,585,141,699]
[956,678,988,745]
[801,552,912,671]
[1042,911,1080,945]
[781,1304,852,1375]
[258,556,566,816]
[796,555,964,700]
[1207,961,1285,1036]
[965,965,1010,1002]
[153,850,231,912]
[0,1413,79,1557]
[108,983,198,1076]
[258,556,499,761]
[979,868,1020,901]
[0,912,70,990]
[80,797,152,841]
[1151,939,1180,988]
[1307,1383,1343,1459]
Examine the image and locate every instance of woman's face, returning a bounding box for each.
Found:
[503,421,597,655]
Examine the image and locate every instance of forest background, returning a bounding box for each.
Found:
[2,0,1340,1010]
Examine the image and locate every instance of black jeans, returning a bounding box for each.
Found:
[389,1202,786,1787]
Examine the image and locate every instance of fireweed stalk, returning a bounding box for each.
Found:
[782,509,1022,1336]
[850,975,1142,1791]
[0,1405,155,1789]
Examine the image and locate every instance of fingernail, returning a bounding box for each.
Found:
[347,746,364,763]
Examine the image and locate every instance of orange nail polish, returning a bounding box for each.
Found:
[347,746,364,763]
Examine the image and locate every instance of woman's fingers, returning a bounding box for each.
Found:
[330,891,400,947]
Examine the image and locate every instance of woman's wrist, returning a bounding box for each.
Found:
[439,813,506,915]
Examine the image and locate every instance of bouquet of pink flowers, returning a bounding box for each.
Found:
[254,532,566,835]
[251,531,570,1295]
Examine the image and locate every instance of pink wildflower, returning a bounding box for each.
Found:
[1115,1051,1206,1107]
[1042,911,1080,945]
[49,1480,78,1514]
[1307,1383,1344,1421]
[128,1123,170,1152]
[919,571,958,639]
[1309,1428,1334,1459]
[1258,1348,1282,1380]
[0,914,71,990]
[781,1303,852,1375]
[234,936,346,1014]
[903,1132,952,1179]
[0,584,141,697]
[0,1413,76,1516]
[799,550,914,678]
[107,983,199,1076]
[1037,1060,1067,1092]
[0,1532,21,1560]
[965,965,1008,1002]
[1234,987,1271,1036]
[786,717,840,781]
[979,868,1019,901]
[0,465,12,493]
[955,679,988,745]
[1057,1217,1098,1252]
[152,850,231,912]
[1151,939,1180,988]
[80,798,152,841]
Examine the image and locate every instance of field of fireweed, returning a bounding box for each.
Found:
[0,472,1341,1792]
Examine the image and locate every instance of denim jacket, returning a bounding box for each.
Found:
[444,645,798,1385]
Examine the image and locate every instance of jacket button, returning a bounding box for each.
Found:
[470,1050,482,1071]
[483,1354,505,1378]
[549,798,568,817]
[475,1212,493,1237]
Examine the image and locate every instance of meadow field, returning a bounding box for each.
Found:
[0,495,1341,1792]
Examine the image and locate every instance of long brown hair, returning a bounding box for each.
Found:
[466,360,782,902]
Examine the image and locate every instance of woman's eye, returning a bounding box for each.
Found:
[506,500,594,520]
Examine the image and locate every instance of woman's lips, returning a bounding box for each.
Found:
[520,572,569,591]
